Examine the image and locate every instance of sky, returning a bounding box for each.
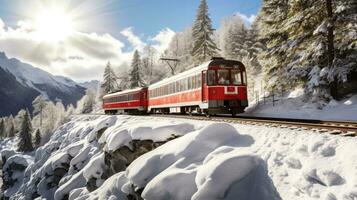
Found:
[0,0,261,82]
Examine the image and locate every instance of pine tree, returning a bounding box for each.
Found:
[257,0,290,91]
[329,0,357,97]
[33,129,41,148]
[0,119,5,139]
[8,122,15,137]
[32,95,46,128]
[101,62,118,94]
[191,0,219,64]
[129,50,144,88]
[17,109,34,152]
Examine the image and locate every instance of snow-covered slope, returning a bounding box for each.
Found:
[245,88,357,121]
[1,115,356,200]
[0,52,85,113]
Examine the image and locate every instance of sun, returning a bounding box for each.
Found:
[34,9,74,42]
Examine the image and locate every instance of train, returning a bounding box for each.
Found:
[103,58,248,116]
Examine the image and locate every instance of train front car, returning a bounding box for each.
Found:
[202,59,248,116]
[147,58,248,116]
[102,87,148,115]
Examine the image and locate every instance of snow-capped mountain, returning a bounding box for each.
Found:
[79,80,100,91]
[0,52,86,116]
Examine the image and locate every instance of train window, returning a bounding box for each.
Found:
[207,70,216,85]
[242,71,247,85]
[192,76,195,89]
[231,70,242,85]
[184,78,188,91]
[217,69,230,85]
[188,77,192,90]
[197,74,201,87]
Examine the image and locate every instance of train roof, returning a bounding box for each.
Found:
[149,59,244,89]
[103,87,147,99]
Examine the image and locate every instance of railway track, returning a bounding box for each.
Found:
[151,114,357,137]
[78,113,357,137]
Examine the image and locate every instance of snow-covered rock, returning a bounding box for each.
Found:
[0,151,33,197]
[2,115,356,200]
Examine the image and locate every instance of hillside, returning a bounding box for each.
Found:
[0,67,40,116]
[1,115,356,200]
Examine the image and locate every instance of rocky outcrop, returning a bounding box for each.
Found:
[1,152,30,199]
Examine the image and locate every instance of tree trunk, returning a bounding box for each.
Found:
[325,0,337,99]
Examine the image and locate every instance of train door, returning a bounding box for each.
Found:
[202,71,208,102]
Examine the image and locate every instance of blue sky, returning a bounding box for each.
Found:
[0,0,262,81]
[0,0,261,38]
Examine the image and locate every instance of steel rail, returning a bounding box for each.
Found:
[75,113,357,137]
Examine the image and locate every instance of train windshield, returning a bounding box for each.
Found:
[231,70,242,85]
[217,69,230,85]
[207,68,246,86]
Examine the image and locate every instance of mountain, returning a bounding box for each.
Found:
[0,67,40,117]
[0,52,86,116]
[79,80,100,91]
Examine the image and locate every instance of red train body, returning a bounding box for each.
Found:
[103,58,248,116]
[103,87,148,114]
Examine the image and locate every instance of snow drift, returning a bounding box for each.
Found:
[1,115,356,200]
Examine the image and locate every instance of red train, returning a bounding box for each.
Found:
[103,58,248,116]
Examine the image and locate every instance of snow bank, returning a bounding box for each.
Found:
[123,123,280,200]
[245,91,357,121]
[4,115,356,200]
[0,151,33,197]
[99,120,195,152]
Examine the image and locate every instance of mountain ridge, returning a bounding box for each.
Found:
[0,52,86,116]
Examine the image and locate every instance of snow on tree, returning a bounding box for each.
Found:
[218,15,248,60]
[8,121,15,138]
[40,101,57,142]
[329,0,357,97]
[257,0,357,100]
[14,109,26,132]
[17,109,34,152]
[33,129,41,148]
[129,50,144,88]
[32,95,47,128]
[0,118,5,139]
[164,27,195,72]
[81,89,96,114]
[191,0,220,64]
[101,62,118,94]
[66,104,75,116]
[54,101,66,128]
[256,0,290,91]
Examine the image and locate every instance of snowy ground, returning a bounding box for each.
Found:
[1,115,357,200]
[245,89,357,121]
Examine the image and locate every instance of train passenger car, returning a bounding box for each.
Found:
[102,87,148,114]
[148,58,248,116]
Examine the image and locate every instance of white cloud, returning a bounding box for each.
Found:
[0,18,175,82]
[150,28,175,54]
[120,27,146,51]
[235,12,256,25]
